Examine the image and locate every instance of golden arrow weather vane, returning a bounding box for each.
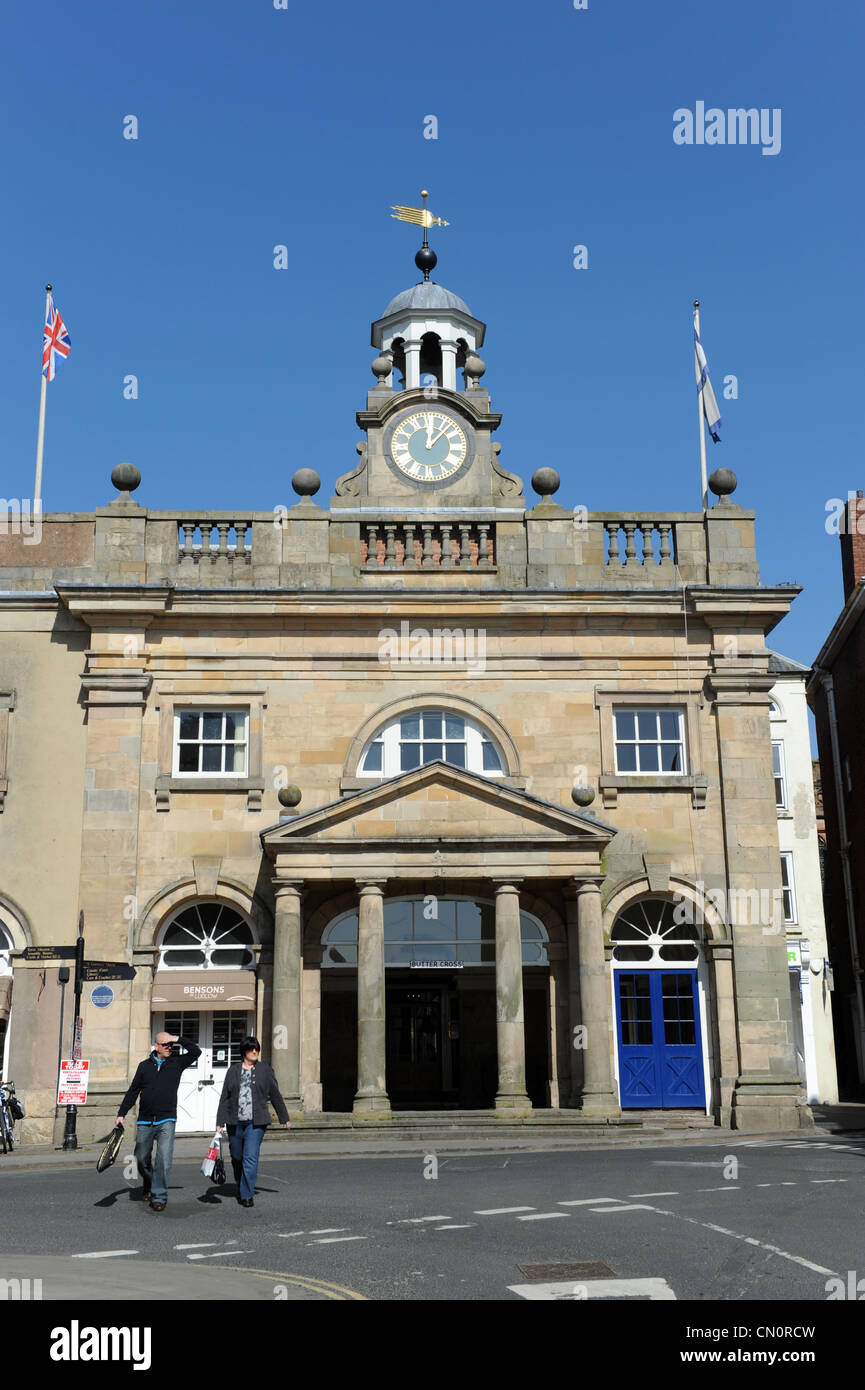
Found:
[390,190,450,230]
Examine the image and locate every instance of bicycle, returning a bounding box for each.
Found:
[0,1080,24,1153]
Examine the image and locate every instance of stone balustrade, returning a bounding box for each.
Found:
[0,501,762,589]
[360,520,495,569]
[177,517,252,563]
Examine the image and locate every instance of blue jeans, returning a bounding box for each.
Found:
[134,1121,176,1203]
[228,1122,266,1202]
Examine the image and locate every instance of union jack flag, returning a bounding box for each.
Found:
[42,294,71,381]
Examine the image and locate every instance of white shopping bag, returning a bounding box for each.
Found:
[201,1130,221,1178]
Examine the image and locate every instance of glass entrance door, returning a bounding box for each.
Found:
[156,1010,252,1133]
[615,971,705,1108]
[386,987,444,1105]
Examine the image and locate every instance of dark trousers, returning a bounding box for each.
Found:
[227,1121,266,1202]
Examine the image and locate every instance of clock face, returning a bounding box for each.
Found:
[386,410,471,486]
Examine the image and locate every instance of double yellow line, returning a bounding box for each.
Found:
[218,1265,368,1301]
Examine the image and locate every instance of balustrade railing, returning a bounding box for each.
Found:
[603,518,676,569]
[177,520,252,563]
[360,521,495,569]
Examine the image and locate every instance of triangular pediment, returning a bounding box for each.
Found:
[261,762,614,850]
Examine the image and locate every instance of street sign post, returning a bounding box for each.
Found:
[62,916,85,1150]
[21,946,77,961]
[81,961,136,982]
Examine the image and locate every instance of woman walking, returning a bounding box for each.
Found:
[216,1037,291,1207]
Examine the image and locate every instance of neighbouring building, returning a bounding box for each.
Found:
[768,655,837,1102]
[808,491,865,1094]
[0,249,814,1140]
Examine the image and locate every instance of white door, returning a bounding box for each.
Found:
[156,1010,252,1133]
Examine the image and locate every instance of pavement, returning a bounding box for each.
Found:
[2,1101,863,1171]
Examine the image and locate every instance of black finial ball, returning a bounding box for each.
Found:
[415,245,437,277]
[111,463,141,493]
[278,785,302,808]
[709,467,738,499]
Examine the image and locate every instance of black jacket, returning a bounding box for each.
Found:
[118,1038,201,1123]
[216,1061,289,1128]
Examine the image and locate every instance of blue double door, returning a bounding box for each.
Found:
[615,970,706,1108]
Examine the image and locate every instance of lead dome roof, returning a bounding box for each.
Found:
[381,281,472,318]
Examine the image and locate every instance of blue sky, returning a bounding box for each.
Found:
[1,0,861,671]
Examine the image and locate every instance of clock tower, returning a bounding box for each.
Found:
[333,233,524,509]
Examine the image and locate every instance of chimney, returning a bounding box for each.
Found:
[840,490,865,600]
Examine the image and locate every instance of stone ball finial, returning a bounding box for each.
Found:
[292,469,320,498]
[464,353,486,382]
[532,467,560,498]
[371,354,391,382]
[571,784,596,808]
[277,785,302,808]
[111,463,141,494]
[709,467,738,502]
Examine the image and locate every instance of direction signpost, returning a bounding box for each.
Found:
[82,961,136,982]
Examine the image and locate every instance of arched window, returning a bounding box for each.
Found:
[322,897,548,967]
[611,898,700,964]
[359,709,504,777]
[0,923,12,976]
[157,901,255,970]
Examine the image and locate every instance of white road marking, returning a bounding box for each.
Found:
[396,1216,452,1224]
[627,1192,680,1198]
[589,1204,656,1214]
[175,1242,233,1250]
[475,1206,536,1215]
[276,1232,307,1238]
[187,1250,255,1260]
[308,1227,348,1234]
[71,1251,139,1259]
[516,1212,569,1221]
[697,1186,740,1192]
[557,1198,621,1207]
[756,1183,774,1187]
[435,1224,476,1230]
[638,1202,840,1277]
[509,1278,676,1301]
[812,1179,847,1184]
[307,1236,368,1245]
[652,1160,728,1167]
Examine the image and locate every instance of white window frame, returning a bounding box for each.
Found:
[780,851,797,924]
[358,711,505,779]
[613,708,687,776]
[772,740,787,810]
[172,708,249,778]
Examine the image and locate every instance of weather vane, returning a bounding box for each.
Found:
[390,191,449,281]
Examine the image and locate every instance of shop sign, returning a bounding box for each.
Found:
[410,960,464,969]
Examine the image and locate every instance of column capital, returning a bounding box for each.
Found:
[356,879,387,895]
[574,878,603,897]
[272,876,304,900]
[491,879,524,893]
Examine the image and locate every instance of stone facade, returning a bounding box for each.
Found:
[0,269,813,1140]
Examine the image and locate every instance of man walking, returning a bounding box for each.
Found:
[116,1031,200,1211]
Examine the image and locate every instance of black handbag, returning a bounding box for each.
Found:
[212,1152,227,1185]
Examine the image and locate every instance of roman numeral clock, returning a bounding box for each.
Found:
[384,408,474,488]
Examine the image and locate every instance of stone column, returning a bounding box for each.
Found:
[564,889,584,1107]
[493,881,532,1112]
[403,339,422,390]
[272,878,303,1112]
[576,880,620,1116]
[708,942,739,1127]
[353,881,391,1115]
[301,946,323,1112]
[440,340,458,390]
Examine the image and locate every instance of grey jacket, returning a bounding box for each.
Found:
[216,1061,289,1127]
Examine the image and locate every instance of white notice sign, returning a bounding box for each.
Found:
[58,1059,90,1105]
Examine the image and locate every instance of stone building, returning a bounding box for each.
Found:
[0,254,813,1140]
[808,491,865,1095]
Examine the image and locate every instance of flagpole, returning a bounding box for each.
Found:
[694,300,708,511]
[33,283,52,509]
